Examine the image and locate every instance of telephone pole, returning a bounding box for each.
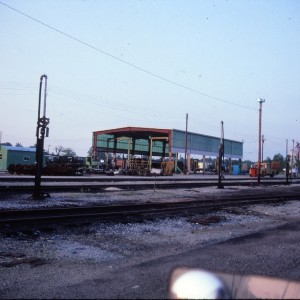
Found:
[184,113,188,174]
[257,98,265,184]
[292,139,295,179]
[261,134,265,162]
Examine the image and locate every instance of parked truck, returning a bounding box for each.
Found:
[249,161,280,178]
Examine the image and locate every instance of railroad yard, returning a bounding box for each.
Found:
[2,1,300,298]
[1,175,300,299]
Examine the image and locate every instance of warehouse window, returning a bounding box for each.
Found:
[23,156,30,161]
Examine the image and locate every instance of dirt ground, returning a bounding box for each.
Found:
[1,185,300,299]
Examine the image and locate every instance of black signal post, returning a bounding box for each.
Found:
[32,74,50,199]
[286,155,290,185]
[218,121,224,189]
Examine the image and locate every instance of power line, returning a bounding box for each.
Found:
[49,86,185,119]
[0,81,184,119]
[0,1,256,111]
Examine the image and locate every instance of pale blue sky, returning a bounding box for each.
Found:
[1,0,299,161]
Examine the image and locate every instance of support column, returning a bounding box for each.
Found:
[168,130,172,161]
[93,132,97,158]
[162,140,166,161]
[127,139,131,169]
[175,153,178,173]
[132,138,136,157]
[149,137,152,170]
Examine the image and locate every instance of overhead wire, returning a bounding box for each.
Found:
[0,81,185,119]
[0,1,257,111]
[0,81,263,147]
[2,81,292,153]
[49,84,186,120]
[7,3,291,157]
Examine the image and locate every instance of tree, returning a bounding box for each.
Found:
[0,142,12,146]
[54,145,64,156]
[296,142,300,170]
[53,145,77,157]
[61,147,76,157]
[87,146,93,157]
[265,156,272,163]
[15,142,23,147]
[273,153,284,171]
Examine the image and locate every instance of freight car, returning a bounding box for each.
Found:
[249,161,280,178]
[43,155,86,176]
[8,155,87,176]
[7,153,175,176]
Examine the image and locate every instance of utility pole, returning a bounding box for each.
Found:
[184,113,188,174]
[286,155,290,185]
[286,139,289,184]
[298,142,300,173]
[257,98,265,184]
[261,134,265,162]
[291,139,295,179]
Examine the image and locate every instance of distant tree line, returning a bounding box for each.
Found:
[264,153,285,171]
[1,142,298,171]
[0,142,78,157]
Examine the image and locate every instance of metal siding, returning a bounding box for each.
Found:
[0,146,37,170]
[95,133,169,156]
[172,130,185,149]
[224,140,243,157]
[0,147,7,171]
[93,128,243,159]
[172,130,221,153]
[172,129,243,159]
[7,150,36,166]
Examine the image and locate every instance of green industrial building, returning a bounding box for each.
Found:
[92,127,243,173]
[0,145,36,171]
[93,127,243,159]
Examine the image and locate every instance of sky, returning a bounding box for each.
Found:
[0,0,299,161]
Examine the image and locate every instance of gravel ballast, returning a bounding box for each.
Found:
[1,184,300,299]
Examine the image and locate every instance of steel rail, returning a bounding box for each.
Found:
[1,193,300,226]
[0,174,293,182]
[1,178,299,193]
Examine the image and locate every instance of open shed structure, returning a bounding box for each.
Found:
[92,127,243,174]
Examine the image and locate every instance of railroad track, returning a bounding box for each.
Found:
[1,176,299,193]
[0,174,293,182]
[1,193,300,226]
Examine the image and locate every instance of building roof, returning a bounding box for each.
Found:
[93,126,171,139]
[0,145,36,152]
[93,126,243,159]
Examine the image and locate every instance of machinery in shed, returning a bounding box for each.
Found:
[92,126,243,176]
